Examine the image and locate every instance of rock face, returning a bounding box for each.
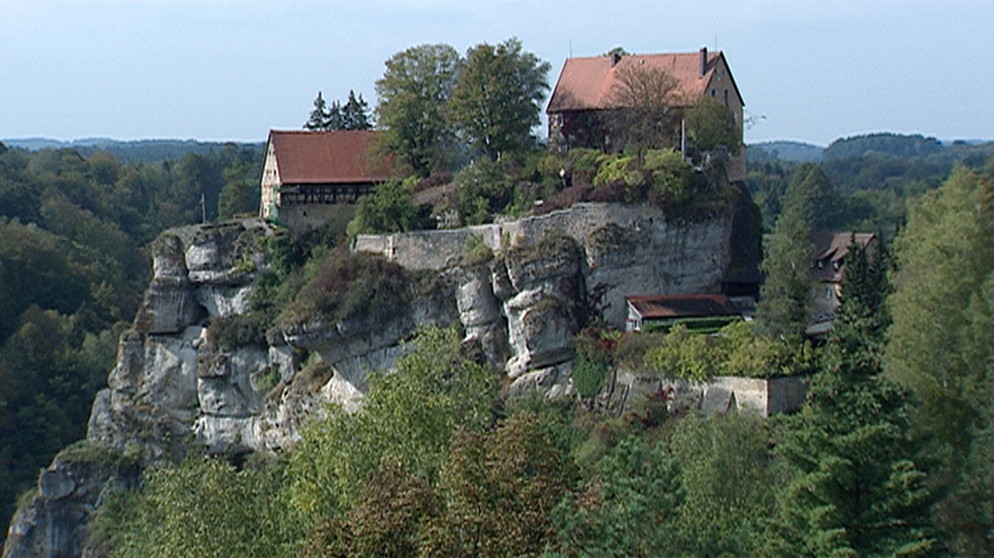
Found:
[2,446,139,558]
[4,203,757,557]
[357,203,739,396]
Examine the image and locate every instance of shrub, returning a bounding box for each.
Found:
[462,234,493,266]
[208,313,269,349]
[572,327,619,399]
[277,250,411,330]
[453,159,514,225]
[643,149,694,204]
[347,179,433,236]
[593,155,644,188]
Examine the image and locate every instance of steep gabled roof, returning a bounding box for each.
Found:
[268,130,394,184]
[546,50,741,113]
[810,231,876,283]
[626,294,739,320]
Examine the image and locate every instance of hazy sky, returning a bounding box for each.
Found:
[2,0,992,146]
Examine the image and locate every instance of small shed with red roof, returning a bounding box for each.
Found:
[260,130,394,230]
[625,293,744,333]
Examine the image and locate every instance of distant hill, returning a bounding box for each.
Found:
[747,141,824,163]
[823,133,944,161]
[2,138,264,164]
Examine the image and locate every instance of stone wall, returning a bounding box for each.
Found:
[355,203,734,328]
[611,372,808,418]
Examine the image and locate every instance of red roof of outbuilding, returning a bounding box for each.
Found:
[626,294,739,320]
[268,130,394,184]
[547,51,738,113]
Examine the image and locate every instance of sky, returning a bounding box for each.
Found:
[1,0,992,147]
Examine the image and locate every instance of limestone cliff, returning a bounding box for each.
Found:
[3,201,757,557]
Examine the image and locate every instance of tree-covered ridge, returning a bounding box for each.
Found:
[823,132,944,160]
[2,138,265,165]
[747,135,993,233]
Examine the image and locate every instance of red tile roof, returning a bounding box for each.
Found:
[547,50,733,113]
[268,130,394,184]
[626,294,739,320]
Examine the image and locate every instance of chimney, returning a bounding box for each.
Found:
[699,46,708,77]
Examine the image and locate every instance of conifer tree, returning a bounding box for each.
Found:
[304,91,331,130]
[340,90,372,130]
[775,243,938,557]
[758,163,845,339]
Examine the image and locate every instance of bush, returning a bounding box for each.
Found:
[643,149,694,204]
[277,250,411,330]
[453,159,514,225]
[347,179,433,236]
[462,234,493,266]
[208,313,269,349]
[592,155,644,189]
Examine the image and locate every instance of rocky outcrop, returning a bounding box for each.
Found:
[356,203,739,395]
[87,220,278,463]
[2,445,139,558]
[4,203,756,557]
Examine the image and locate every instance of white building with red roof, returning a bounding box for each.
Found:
[260,130,394,230]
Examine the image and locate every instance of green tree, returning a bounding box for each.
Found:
[685,95,741,154]
[788,162,844,230]
[886,166,994,458]
[550,433,684,557]
[346,179,432,235]
[341,89,372,131]
[423,412,574,557]
[106,456,299,558]
[775,248,938,557]
[286,325,496,520]
[757,162,845,338]
[217,160,260,219]
[670,412,779,556]
[884,167,993,553]
[375,44,462,177]
[757,206,813,339]
[448,38,550,161]
[300,462,440,558]
[452,159,514,225]
[305,91,335,131]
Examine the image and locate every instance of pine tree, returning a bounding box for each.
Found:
[775,243,938,557]
[341,90,372,130]
[325,100,343,131]
[304,91,331,130]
